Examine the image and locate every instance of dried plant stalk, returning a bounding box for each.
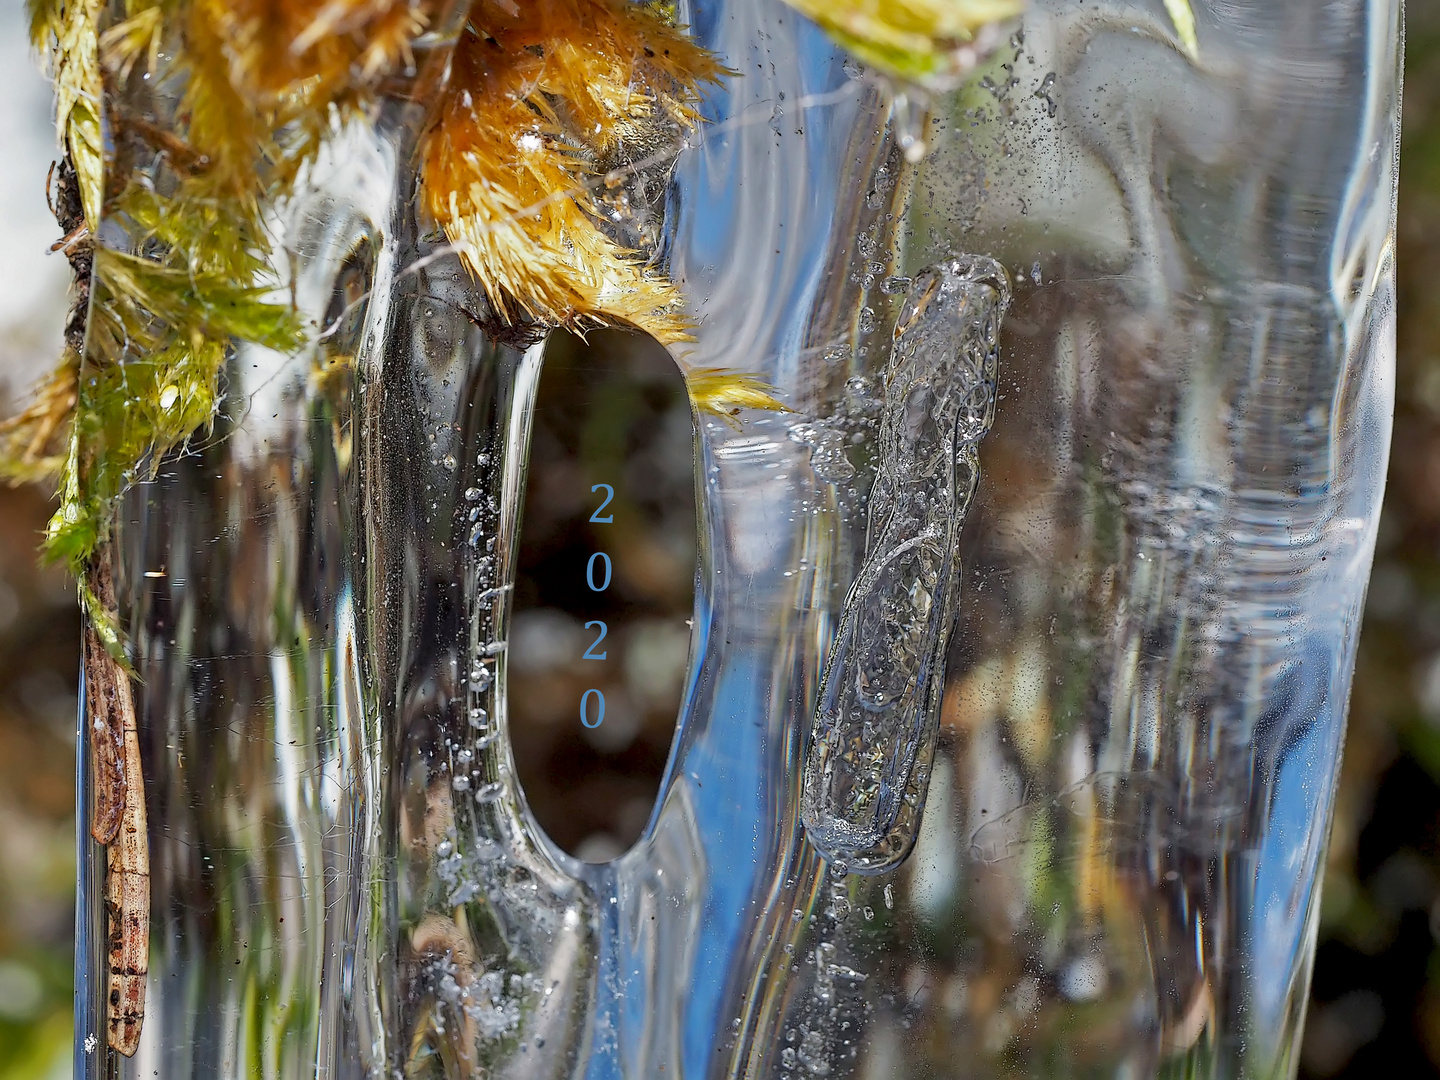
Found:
[84,620,125,846]
[85,554,147,1055]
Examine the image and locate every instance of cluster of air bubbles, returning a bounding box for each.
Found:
[465,640,500,797]
[777,1025,834,1075]
[460,441,504,821]
[788,422,857,484]
[473,556,495,590]
[420,958,539,1046]
[466,971,534,1040]
[465,484,489,547]
[864,158,898,211]
[470,662,492,692]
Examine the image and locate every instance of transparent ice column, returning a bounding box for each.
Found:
[77,0,1401,1077]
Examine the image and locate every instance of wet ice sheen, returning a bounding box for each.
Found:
[802,256,1010,873]
[77,0,1400,1073]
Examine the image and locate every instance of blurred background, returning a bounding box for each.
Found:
[3,3,1440,1078]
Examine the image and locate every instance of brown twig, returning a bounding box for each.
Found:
[85,554,148,1057]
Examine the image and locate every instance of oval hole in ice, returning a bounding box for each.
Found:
[510,327,696,862]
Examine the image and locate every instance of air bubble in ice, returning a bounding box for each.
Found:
[890,92,929,164]
[1035,72,1058,118]
[798,1029,830,1076]
[450,880,479,905]
[802,256,1010,874]
[789,421,857,483]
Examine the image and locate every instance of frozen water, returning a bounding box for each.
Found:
[802,257,1010,871]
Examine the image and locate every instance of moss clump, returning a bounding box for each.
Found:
[6,0,765,617]
[425,0,730,345]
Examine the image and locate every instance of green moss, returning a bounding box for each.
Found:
[45,244,303,574]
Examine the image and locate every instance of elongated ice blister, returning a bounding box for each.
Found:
[802,256,1010,873]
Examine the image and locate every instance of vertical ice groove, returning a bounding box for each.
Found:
[801,256,1010,871]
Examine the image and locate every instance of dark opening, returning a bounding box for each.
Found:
[509,328,697,861]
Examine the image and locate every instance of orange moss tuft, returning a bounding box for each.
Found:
[0,351,79,484]
[422,0,727,344]
[208,0,435,104]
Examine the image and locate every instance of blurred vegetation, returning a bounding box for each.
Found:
[0,484,79,1080]
[4,4,1440,1080]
